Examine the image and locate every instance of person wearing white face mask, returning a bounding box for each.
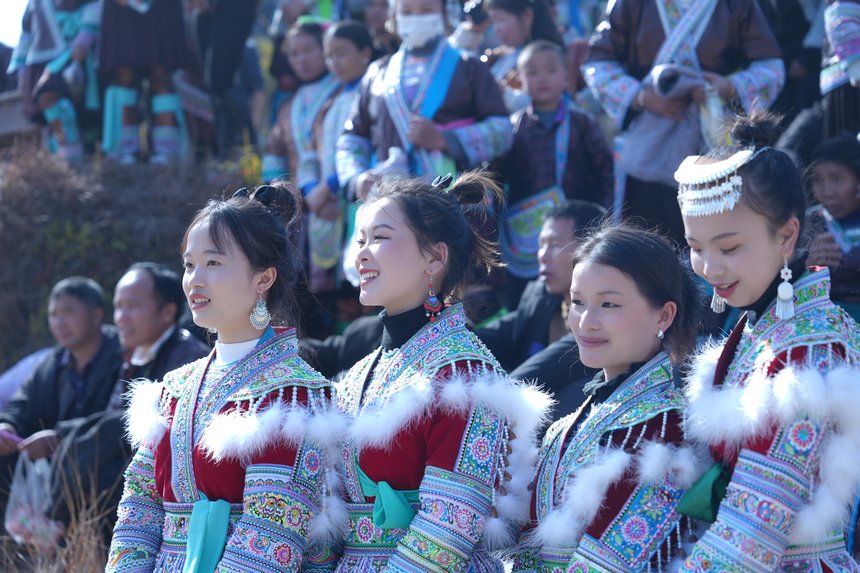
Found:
[335,0,514,201]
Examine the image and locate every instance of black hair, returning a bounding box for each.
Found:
[545,200,607,240]
[50,276,106,311]
[572,224,703,362]
[487,0,564,47]
[326,20,374,53]
[809,134,860,180]
[287,21,326,48]
[706,111,807,238]
[180,182,305,330]
[518,39,565,70]
[126,262,185,324]
[367,171,506,300]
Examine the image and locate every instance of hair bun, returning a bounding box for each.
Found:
[251,183,300,224]
[729,110,781,149]
[446,171,502,207]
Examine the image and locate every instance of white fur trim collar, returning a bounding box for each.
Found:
[125,380,169,450]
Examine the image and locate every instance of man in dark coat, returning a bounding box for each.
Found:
[51,263,209,527]
[0,277,123,513]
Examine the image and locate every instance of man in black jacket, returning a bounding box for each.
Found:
[51,263,209,528]
[478,201,605,419]
[0,277,123,511]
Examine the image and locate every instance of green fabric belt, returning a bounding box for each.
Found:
[356,464,419,530]
[182,492,231,573]
[676,461,731,524]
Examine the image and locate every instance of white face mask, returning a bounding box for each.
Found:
[396,13,445,49]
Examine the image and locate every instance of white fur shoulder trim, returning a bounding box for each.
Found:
[686,357,860,448]
[531,448,632,548]
[348,373,435,450]
[199,400,289,463]
[125,380,169,449]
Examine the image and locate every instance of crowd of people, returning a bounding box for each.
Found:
[1,0,860,570]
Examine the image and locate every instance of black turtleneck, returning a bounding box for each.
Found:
[741,252,808,324]
[379,305,432,350]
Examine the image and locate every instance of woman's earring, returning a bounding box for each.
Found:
[207,327,217,334]
[710,290,727,314]
[775,256,795,320]
[250,294,271,330]
[423,279,443,322]
[657,329,665,340]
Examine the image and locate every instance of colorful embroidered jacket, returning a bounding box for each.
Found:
[264,73,341,184]
[335,37,513,192]
[106,329,345,573]
[584,0,784,130]
[333,304,552,572]
[511,352,706,573]
[683,268,860,572]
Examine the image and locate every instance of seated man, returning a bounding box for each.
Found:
[477,201,603,368]
[52,263,210,528]
[0,277,123,509]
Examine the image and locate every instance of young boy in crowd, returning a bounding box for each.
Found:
[495,40,613,306]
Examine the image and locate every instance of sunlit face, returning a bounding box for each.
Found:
[684,200,797,308]
[365,0,391,32]
[397,0,443,16]
[537,216,577,295]
[48,294,103,352]
[489,8,530,47]
[811,160,860,220]
[520,49,567,110]
[568,261,672,380]
[287,32,327,82]
[182,223,271,343]
[325,36,369,83]
[113,270,176,351]
[354,199,441,315]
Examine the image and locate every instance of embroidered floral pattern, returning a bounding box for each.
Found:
[455,404,504,486]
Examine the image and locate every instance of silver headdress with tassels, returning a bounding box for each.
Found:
[674,148,767,217]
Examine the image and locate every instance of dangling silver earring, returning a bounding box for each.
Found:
[775,256,795,320]
[710,290,727,314]
[250,294,271,330]
[657,329,665,340]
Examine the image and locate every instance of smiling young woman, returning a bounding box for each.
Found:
[107,184,344,573]
[329,172,552,572]
[676,113,860,572]
[509,224,705,572]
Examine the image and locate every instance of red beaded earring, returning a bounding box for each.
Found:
[424,279,443,322]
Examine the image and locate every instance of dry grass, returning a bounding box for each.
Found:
[0,140,243,371]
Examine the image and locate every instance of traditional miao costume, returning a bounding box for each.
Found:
[675,150,860,572]
[264,71,341,183]
[8,0,101,160]
[511,351,705,572]
[584,0,784,242]
[99,0,189,163]
[821,0,860,137]
[335,36,512,188]
[333,303,552,572]
[301,77,363,293]
[106,328,345,572]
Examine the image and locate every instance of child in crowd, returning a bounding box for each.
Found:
[263,22,340,183]
[807,134,860,320]
[304,21,373,293]
[496,40,613,305]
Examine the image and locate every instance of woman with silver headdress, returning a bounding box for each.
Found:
[677,112,860,571]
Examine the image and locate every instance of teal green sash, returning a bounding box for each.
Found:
[356,465,419,529]
[182,492,232,573]
[676,461,730,523]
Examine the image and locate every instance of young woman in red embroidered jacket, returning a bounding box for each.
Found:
[679,113,860,572]
[331,172,552,572]
[106,184,344,573]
